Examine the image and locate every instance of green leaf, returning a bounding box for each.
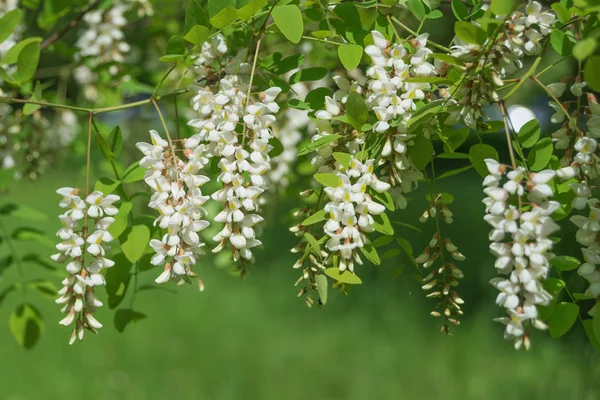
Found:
[184,25,210,45]
[160,35,186,63]
[548,302,579,338]
[551,3,571,23]
[436,165,473,180]
[122,162,146,184]
[490,0,512,16]
[373,212,394,235]
[95,132,115,160]
[409,135,434,170]
[427,10,443,19]
[114,309,146,333]
[301,209,327,226]
[345,91,368,129]
[451,0,468,20]
[408,0,426,20]
[0,255,13,276]
[436,152,470,159]
[121,225,150,263]
[583,319,600,353]
[454,21,487,45]
[303,232,321,254]
[442,127,470,152]
[94,177,120,194]
[109,201,133,239]
[10,303,43,349]
[332,152,352,169]
[0,9,22,43]
[551,256,581,272]
[0,203,47,221]
[584,56,600,92]
[469,143,498,177]
[551,30,576,56]
[324,267,362,284]
[315,275,328,305]
[2,37,42,65]
[314,173,339,188]
[372,235,394,248]
[184,0,209,34]
[371,190,395,211]
[12,227,54,248]
[297,134,341,156]
[338,43,363,70]
[305,87,332,109]
[573,36,598,61]
[237,0,268,20]
[289,67,328,84]
[360,244,381,265]
[108,126,123,157]
[517,119,540,148]
[527,137,553,171]
[210,6,237,29]
[26,280,58,299]
[105,253,133,309]
[15,41,41,82]
[272,5,303,44]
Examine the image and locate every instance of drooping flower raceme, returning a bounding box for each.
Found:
[53,188,119,344]
[323,158,390,273]
[136,130,211,285]
[482,159,560,350]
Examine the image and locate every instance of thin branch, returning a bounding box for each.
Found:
[40,0,103,51]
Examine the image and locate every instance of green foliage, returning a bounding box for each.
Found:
[121,225,151,263]
[10,303,44,349]
[338,44,363,70]
[272,5,303,44]
[549,302,579,338]
[517,119,540,148]
[469,143,498,177]
[527,137,553,171]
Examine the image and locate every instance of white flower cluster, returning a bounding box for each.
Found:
[323,158,390,273]
[482,159,560,350]
[184,34,282,264]
[136,130,211,285]
[450,1,556,128]
[76,2,130,75]
[52,188,119,344]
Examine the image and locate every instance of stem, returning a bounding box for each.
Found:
[0,218,26,297]
[531,76,580,133]
[386,15,403,43]
[153,64,177,97]
[174,97,181,140]
[241,36,263,145]
[150,97,177,161]
[40,0,102,50]
[498,101,523,211]
[301,36,343,46]
[0,97,92,112]
[389,16,451,52]
[86,113,93,197]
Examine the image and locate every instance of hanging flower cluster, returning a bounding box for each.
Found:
[450,1,556,128]
[136,130,211,285]
[482,159,560,350]
[53,188,119,344]
[323,158,390,273]
[548,83,600,315]
[416,194,465,332]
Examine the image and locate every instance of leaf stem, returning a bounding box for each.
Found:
[389,16,451,53]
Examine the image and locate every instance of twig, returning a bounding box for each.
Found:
[40,0,103,51]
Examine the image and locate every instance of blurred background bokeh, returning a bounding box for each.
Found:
[1,1,600,399]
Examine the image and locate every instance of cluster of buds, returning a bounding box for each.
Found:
[483,159,560,350]
[450,1,556,128]
[53,187,120,344]
[137,130,211,285]
[416,196,464,332]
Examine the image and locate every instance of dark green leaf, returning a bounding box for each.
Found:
[549,302,579,338]
[527,137,553,171]
[15,41,41,82]
[289,68,328,84]
[409,135,434,170]
[552,256,581,272]
[584,56,600,92]
[469,143,498,177]
[345,92,368,129]
[114,309,146,333]
[105,253,133,309]
[121,225,150,263]
[10,303,43,349]
[517,119,540,148]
